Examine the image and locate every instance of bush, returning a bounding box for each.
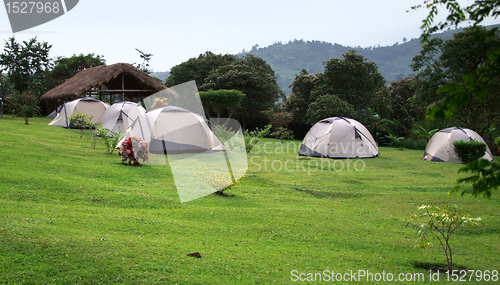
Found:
[69,113,94,138]
[94,125,124,154]
[453,140,487,164]
[211,124,245,151]
[385,132,405,149]
[243,125,271,153]
[495,137,500,153]
[408,204,481,272]
[402,138,428,150]
[4,92,40,124]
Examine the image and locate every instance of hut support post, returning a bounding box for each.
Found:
[121,74,125,102]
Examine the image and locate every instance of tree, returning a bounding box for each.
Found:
[0,36,52,93]
[413,1,500,197]
[202,54,281,127]
[386,78,419,137]
[51,53,105,83]
[285,69,320,123]
[304,94,357,124]
[409,204,481,272]
[134,48,153,74]
[165,52,236,89]
[43,53,105,94]
[199,89,245,119]
[285,69,321,137]
[454,159,500,198]
[412,1,500,120]
[410,38,448,119]
[412,27,500,145]
[317,50,386,111]
[412,0,500,41]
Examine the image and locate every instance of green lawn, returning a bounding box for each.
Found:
[1,116,499,284]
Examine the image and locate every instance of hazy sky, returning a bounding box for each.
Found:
[0,0,498,72]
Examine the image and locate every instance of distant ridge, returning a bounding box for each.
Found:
[241,24,500,94]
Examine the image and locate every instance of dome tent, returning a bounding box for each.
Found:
[100,101,146,135]
[48,97,109,128]
[123,106,225,154]
[423,127,493,163]
[299,117,379,159]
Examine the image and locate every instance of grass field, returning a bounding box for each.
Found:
[1,116,499,284]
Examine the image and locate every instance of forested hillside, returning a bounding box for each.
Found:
[243,24,500,93]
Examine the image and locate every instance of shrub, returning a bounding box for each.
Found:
[243,125,271,153]
[262,110,294,142]
[69,113,94,138]
[211,124,245,151]
[408,204,481,272]
[412,125,438,142]
[453,140,487,164]
[402,138,428,150]
[4,92,40,124]
[94,125,124,154]
[119,136,149,166]
[385,132,405,150]
[495,137,500,152]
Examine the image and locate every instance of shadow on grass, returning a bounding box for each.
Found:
[412,261,468,273]
[290,186,366,199]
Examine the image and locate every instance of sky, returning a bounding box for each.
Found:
[0,0,498,72]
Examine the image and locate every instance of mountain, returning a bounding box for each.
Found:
[242,24,500,94]
[151,71,170,83]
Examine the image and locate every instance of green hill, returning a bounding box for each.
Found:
[243,24,500,94]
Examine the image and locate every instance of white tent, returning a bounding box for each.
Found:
[123,106,225,154]
[423,127,493,163]
[299,117,379,159]
[48,97,109,128]
[100,102,146,135]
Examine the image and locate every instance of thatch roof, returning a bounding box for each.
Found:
[40,63,167,100]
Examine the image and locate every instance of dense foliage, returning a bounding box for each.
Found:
[286,51,386,137]
[412,26,500,148]
[165,52,237,90]
[454,159,500,198]
[304,94,357,124]
[167,53,280,128]
[50,53,105,86]
[199,89,245,119]
[0,37,52,94]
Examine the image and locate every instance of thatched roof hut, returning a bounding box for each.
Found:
[40,63,167,102]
